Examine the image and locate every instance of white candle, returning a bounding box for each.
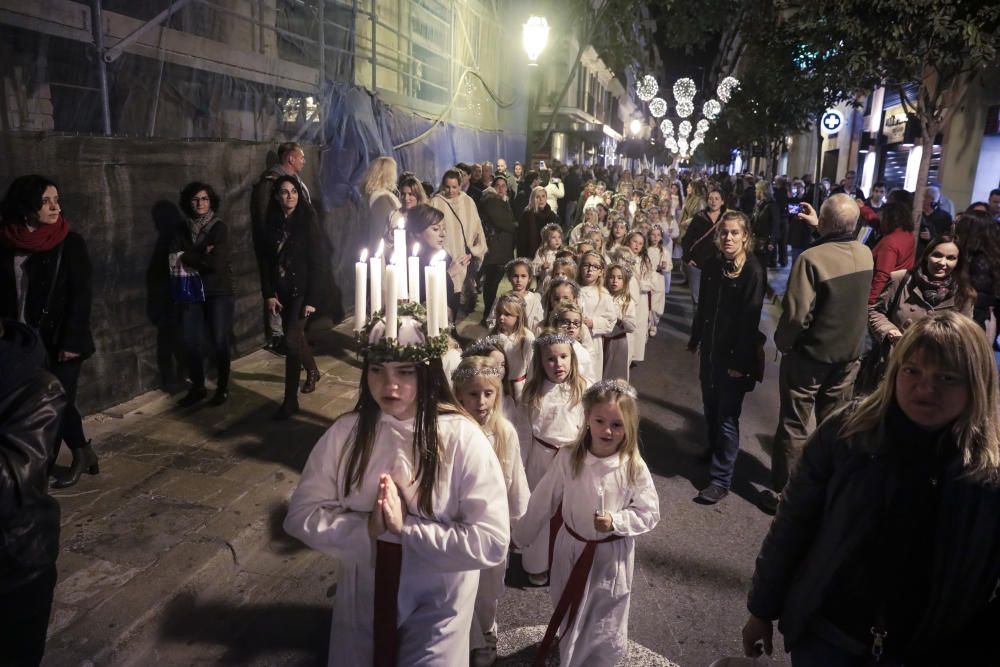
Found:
[432,251,448,331]
[385,264,398,339]
[393,219,407,264]
[425,265,439,337]
[393,252,408,301]
[354,248,368,330]
[369,250,382,315]
[599,481,606,515]
[408,243,421,305]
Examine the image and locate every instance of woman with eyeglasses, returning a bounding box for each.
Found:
[174,182,234,408]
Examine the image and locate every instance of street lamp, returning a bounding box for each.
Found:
[523,16,549,66]
[629,118,643,136]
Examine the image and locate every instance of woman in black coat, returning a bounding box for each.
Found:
[173,182,235,407]
[478,176,517,321]
[751,181,782,269]
[262,175,324,419]
[687,211,765,504]
[0,175,97,488]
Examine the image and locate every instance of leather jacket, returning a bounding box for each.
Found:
[0,320,66,592]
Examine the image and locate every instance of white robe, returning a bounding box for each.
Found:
[512,382,585,574]
[486,289,544,334]
[573,340,598,388]
[501,330,535,403]
[283,412,510,666]
[647,246,667,334]
[471,418,530,650]
[513,448,660,667]
[629,261,653,362]
[578,285,617,376]
[604,297,636,381]
[531,248,558,283]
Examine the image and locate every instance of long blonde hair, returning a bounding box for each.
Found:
[360,156,398,197]
[842,311,1000,484]
[570,381,642,484]
[605,263,633,315]
[451,356,515,470]
[490,292,531,358]
[715,210,752,279]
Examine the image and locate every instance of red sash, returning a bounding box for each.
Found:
[534,509,623,666]
[508,373,527,396]
[373,540,402,667]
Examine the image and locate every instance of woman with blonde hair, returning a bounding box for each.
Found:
[360,156,401,250]
[743,311,1000,665]
[517,186,559,259]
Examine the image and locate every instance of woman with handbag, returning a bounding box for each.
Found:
[743,311,1000,666]
[0,175,97,488]
[429,169,486,314]
[681,187,727,306]
[861,236,975,393]
[686,211,766,505]
[261,176,324,420]
[173,182,234,408]
[516,186,559,261]
[750,181,781,270]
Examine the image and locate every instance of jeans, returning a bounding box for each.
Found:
[0,565,57,667]
[687,264,702,306]
[772,350,860,491]
[700,372,749,490]
[180,295,235,391]
[47,355,87,450]
[281,294,318,404]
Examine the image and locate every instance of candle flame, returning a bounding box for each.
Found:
[398,217,406,230]
[412,242,420,256]
[432,250,447,264]
[360,248,369,262]
[374,239,385,258]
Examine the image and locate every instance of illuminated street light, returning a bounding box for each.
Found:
[649,97,668,118]
[678,120,692,138]
[696,118,710,133]
[522,16,550,65]
[673,78,696,103]
[629,118,643,136]
[703,99,722,120]
[676,99,694,118]
[717,76,740,103]
[636,75,659,102]
[659,119,674,136]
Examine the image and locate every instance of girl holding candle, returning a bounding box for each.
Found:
[576,251,618,377]
[488,293,535,403]
[624,231,653,364]
[513,380,659,667]
[513,333,587,586]
[284,311,509,667]
[531,223,564,284]
[451,356,529,667]
[647,225,669,333]
[604,263,636,381]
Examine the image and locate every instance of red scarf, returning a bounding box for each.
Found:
[1,214,70,252]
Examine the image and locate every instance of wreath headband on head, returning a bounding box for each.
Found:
[585,378,638,400]
[535,332,576,348]
[462,334,508,358]
[504,257,532,274]
[451,364,505,383]
[358,300,450,364]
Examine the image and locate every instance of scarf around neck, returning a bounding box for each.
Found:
[1,214,70,252]
[188,211,215,243]
[912,266,954,307]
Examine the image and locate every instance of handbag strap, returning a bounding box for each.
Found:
[888,272,910,322]
[40,242,64,322]
[690,214,722,251]
[442,198,471,252]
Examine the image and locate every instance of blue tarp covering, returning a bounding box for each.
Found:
[318,81,525,208]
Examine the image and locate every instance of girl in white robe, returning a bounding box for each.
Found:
[576,251,618,376]
[543,301,598,388]
[646,226,668,337]
[620,235,653,363]
[512,333,587,586]
[513,380,659,667]
[530,223,564,284]
[603,264,636,381]
[451,357,530,666]
[537,257,578,298]
[284,317,509,667]
[488,293,535,403]
[486,258,544,332]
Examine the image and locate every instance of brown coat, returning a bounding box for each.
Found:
[868,269,973,342]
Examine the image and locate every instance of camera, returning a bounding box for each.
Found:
[787,203,802,215]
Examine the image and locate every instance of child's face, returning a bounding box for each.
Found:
[638,222,651,235]
[488,350,507,378]
[588,400,626,458]
[577,243,594,255]
[607,269,624,293]
[579,257,603,286]
[612,222,626,239]
[555,311,583,339]
[649,228,663,245]
[553,284,575,304]
[542,344,572,383]
[628,235,644,255]
[456,376,498,425]
[546,231,562,250]
[368,362,419,420]
[497,310,518,334]
[509,265,530,292]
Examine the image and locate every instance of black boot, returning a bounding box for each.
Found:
[273,400,298,420]
[51,442,99,489]
[179,385,208,407]
[301,370,321,394]
[211,365,230,405]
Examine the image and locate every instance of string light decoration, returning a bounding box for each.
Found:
[672,77,696,103]
[659,119,674,136]
[694,129,706,140]
[664,136,678,152]
[648,97,668,118]
[696,118,710,133]
[678,137,689,154]
[636,75,659,102]
[703,99,722,120]
[676,99,694,118]
[717,76,740,103]
[678,120,692,138]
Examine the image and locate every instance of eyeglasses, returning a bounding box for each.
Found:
[556,319,582,329]
[190,196,211,203]
[580,263,602,271]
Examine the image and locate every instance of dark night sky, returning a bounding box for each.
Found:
[651,7,722,94]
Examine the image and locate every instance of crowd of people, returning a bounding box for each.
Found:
[2,144,1000,667]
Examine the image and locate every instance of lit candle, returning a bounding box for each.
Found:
[370,244,382,314]
[385,264,398,339]
[598,481,606,515]
[432,251,448,331]
[393,252,408,301]
[354,248,368,331]
[424,265,439,337]
[393,218,407,263]
[408,243,421,304]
